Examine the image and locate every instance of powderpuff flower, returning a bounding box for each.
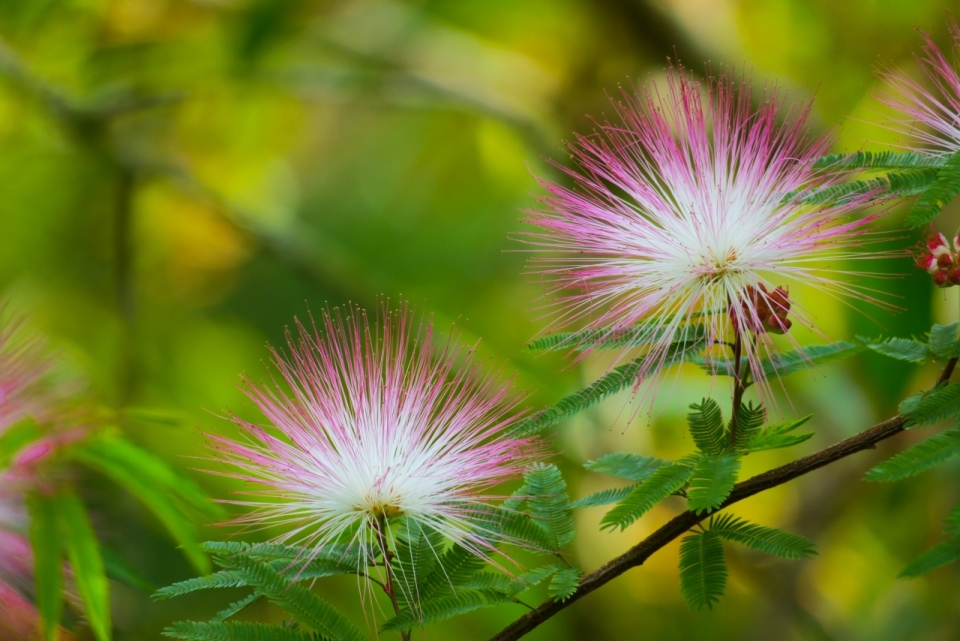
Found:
[207,304,545,585]
[877,23,960,156]
[520,66,890,401]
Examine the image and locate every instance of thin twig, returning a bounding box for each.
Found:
[728,329,746,446]
[488,357,959,641]
[374,517,411,641]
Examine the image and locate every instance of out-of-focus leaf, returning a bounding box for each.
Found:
[0,417,42,468]
[28,492,62,641]
[54,490,111,641]
[583,453,667,481]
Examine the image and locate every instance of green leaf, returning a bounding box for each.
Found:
[792,170,938,205]
[899,536,960,578]
[678,531,727,611]
[210,594,262,624]
[708,514,816,560]
[163,620,321,641]
[222,555,365,641]
[381,590,513,632]
[600,462,694,531]
[929,323,960,358]
[900,383,960,427]
[102,546,156,593]
[761,343,863,378]
[523,464,575,549]
[28,493,63,641]
[55,490,111,641]
[686,454,741,515]
[687,399,726,454]
[0,417,43,468]
[743,416,814,453]
[547,567,581,602]
[512,342,699,436]
[392,521,445,608]
[516,564,562,590]
[570,485,636,509]
[733,402,765,448]
[72,436,219,573]
[906,151,960,227]
[583,453,667,481]
[863,336,930,363]
[813,151,945,170]
[946,503,960,535]
[864,429,960,482]
[526,315,711,353]
[698,343,862,379]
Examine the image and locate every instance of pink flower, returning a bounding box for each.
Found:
[207,304,545,577]
[877,23,960,155]
[520,66,889,400]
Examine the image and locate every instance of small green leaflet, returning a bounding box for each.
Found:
[520,464,576,550]
[905,150,960,228]
[0,417,42,469]
[812,150,945,170]
[583,453,667,481]
[696,343,862,379]
[742,416,814,453]
[163,620,319,641]
[687,399,726,455]
[511,342,696,436]
[678,531,727,611]
[600,461,694,531]
[864,429,960,482]
[570,485,636,509]
[548,567,582,602]
[862,336,930,363]
[686,454,740,515]
[708,515,816,560]
[929,323,960,359]
[732,402,765,448]
[382,591,514,632]
[526,319,709,353]
[946,503,960,535]
[899,536,960,578]
[900,383,960,427]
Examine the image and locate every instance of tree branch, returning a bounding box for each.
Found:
[488,357,958,641]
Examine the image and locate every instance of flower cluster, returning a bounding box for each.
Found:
[914,230,960,287]
[208,304,545,582]
[730,283,792,335]
[521,66,889,400]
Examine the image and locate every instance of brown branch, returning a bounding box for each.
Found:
[488,357,959,641]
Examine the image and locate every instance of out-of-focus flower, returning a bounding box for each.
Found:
[878,23,960,156]
[206,304,545,586]
[520,66,889,399]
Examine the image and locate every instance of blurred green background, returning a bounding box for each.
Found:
[3,0,960,639]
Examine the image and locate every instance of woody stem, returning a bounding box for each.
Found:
[374,517,410,641]
[729,328,746,446]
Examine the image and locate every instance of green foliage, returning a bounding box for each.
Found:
[523,464,576,549]
[526,319,708,353]
[210,594,262,624]
[512,342,698,436]
[929,323,960,359]
[688,399,726,454]
[600,461,694,531]
[583,453,667,481]
[154,571,255,600]
[548,567,582,602]
[0,417,42,468]
[946,503,960,535]
[906,151,960,227]
[813,151,945,170]
[164,621,321,641]
[217,555,365,641]
[55,490,111,641]
[28,493,63,641]
[864,429,960,482]
[742,416,814,453]
[733,402,766,448]
[708,515,816,560]
[686,454,741,515]
[900,536,960,578]
[791,169,938,205]
[570,485,636,509]
[71,435,222,573]
[863,336,931,363]
[900,383,960,427]
[678,531,727,611]
[382,590,514,632]
[698,343,861,379]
